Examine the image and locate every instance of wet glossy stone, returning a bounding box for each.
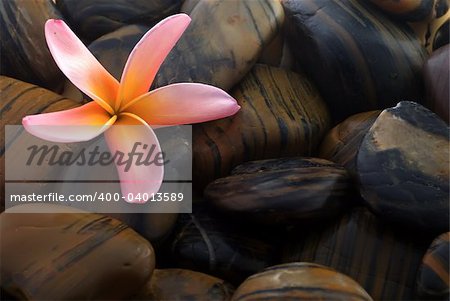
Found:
[232,262,373,301]
[0,204,155,300]
[0,0,64,90]
[424,45,449,123]
[319,111,381,174]
[283,207,431,300]
[205,158,351,224]
[0,76,84,212]
[55,0,182,41]
[357,101,449,232]
[283,0,427,122]
[152,0,284,91]
[193,64,330,190]
[170,206,276,284]
[135,269,234,301]
[416,232,450,300]
[367,0,435,21]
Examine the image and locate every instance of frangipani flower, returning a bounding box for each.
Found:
[22,14,240,203]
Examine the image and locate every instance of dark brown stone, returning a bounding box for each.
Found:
[232,262,373,301]
[283,0,427,122]
[0,0,64,90]
[153,0,284,91]
[283,207,431,300]
[0,204,155,300]
[170,206,277,284]
[55,0,182,41]
[193,64,330,190]
[205,157,351,224]
[319,111,381,173]
[135,269,234,301]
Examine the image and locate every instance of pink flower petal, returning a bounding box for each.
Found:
[22,102,116,143]
[45,19,119,114]
[104,113,164,203]
[122,83,241,125]
[116,14,191,110]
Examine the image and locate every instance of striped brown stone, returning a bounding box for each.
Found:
[319,111,381,174]
[416,232,450,299]
[282,207,431,300]
[193,64,330,190]
[283,0,427,122]
[357,101,449,232]
[0,76,84,211]
[153,0,284,91]
[135,269,234,301]
[0,204,155,300]
[205,157,351,224]
[232,262,373,301]
[0,0,64,90]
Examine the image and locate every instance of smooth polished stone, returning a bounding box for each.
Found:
[0,0,64,90]
[135,269,234,301]
[55,0,182,41]
[0,76,83,212]
[283,0,427,122]
[416,232,450,300]
[193,64,330,190]
[319,111,381,173]
[152,0,284,91]
[357,101,449,232]
[205,157,351,224]
[424,45,449,123]
[0,204,155,300]
[232,262,373,301]
[283,207,431,300]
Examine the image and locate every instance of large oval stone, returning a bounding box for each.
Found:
[283,207,431,300]
[357,101,449,232]
[0,204,155,300]
[424,45,449,123]
[283,0,427,122]
[193,64,330,190]
[319,111,381,174]
[205,157,351,224]
[0,0,64,90]
[55,0,182,41]
[152,0,284,91]
[232,262,373,301]
[416,232,450,300]
[135,269,234,301]
[0,76,84,212]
